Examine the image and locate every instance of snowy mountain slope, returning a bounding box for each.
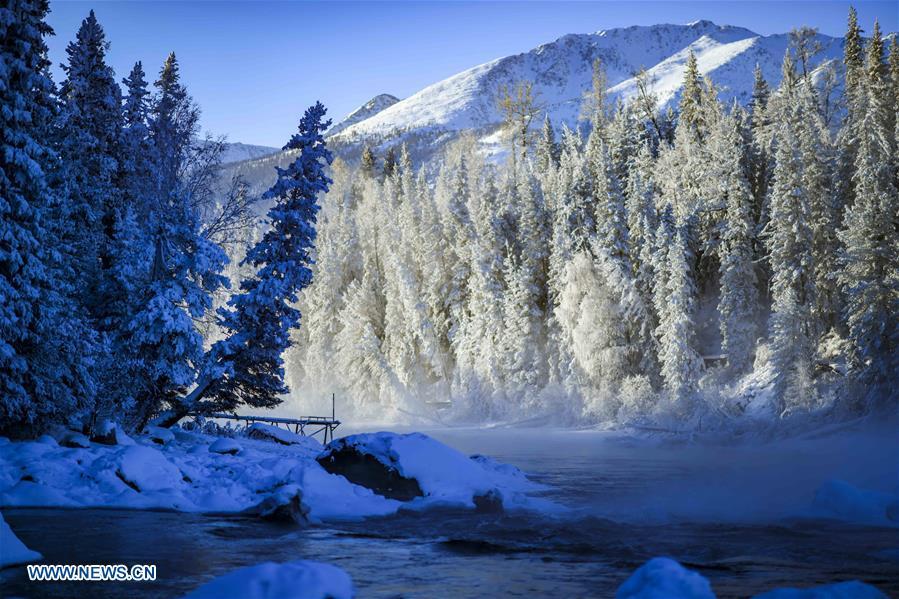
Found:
[327,93,400,137]
[220,19,873,187]
[329,20,844,144]
[219,141,280,164]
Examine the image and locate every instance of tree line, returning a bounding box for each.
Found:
[295,9,897,425]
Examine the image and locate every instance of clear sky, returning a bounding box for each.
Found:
[45,1,897,147]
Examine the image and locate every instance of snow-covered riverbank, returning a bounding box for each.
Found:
[0,426,550,519]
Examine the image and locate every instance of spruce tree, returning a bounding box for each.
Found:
[360,145,377,178]
[766,56,816,412]
[0,0,96,433]
[536,115,559,175]
[837,22,899,395]
[200,103,334,414]
[131,54,228,427]
[656,216,704,406]
[679,51,705,140]
[382,146,398,178]
[57,10,123,316]
[715,116,759,373]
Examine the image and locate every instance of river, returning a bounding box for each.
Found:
[3,427,897,597]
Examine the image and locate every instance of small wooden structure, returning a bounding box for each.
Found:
[202,395,341,444]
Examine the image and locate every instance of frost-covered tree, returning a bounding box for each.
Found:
[131,54,228,427]
[678,51,705,140]
[535,115,559,175]
[625,140,657,309]
[0,0,96,433]
[714,115,759,373]
[57,10,123,317]
[193,103,333,417]
[766,56,817,412]
[360,146,376,177]
[837,27,899,395]
[590,136,630,269]
[655,215,704,407]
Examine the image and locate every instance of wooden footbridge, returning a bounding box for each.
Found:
[202,395,341,444]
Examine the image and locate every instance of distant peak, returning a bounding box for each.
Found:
[328,94,401,137]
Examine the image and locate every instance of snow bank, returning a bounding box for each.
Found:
[182,560,353,599]
[247,423,322,451]
[0,511,42,568]
[616,557,715,599]
[616,557,888,599]
[0,429,545,521]
[810,480,899,527]
[753,581,887,598]
[318,432,548,510]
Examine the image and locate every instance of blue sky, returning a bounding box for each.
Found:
[46,1,897,147]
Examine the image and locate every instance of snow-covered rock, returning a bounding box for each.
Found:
[248,485,310,525]
[317,432,547,509]
[0,511,42,568]
[117,445,184,493]
[810,480,899,527]
[753,581,887,598]
[209,438,242,455]
[91,420,136,446]
[182,560,354,599]
[145,425,176,445]
[59,432,90,448]
[0,429,544,520]
[35,434,57,446]
[247,423,322,451]
[616,557,715,599]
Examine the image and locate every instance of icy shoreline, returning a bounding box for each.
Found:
[0,428,551,520]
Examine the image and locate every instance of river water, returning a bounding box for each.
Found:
[2,427,897,598]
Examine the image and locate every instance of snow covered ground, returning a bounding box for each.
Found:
[0,428,550,519]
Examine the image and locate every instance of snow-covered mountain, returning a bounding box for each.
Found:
[220,19,861,189]
[220,142,279,164]
[326,93,401,137]
[328,20,845,148]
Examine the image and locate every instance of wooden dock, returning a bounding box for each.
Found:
[205,412,341,444]
[201,395,341,444]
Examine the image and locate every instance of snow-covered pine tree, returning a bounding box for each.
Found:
[500,252,541,402]
[766,55,817,413]
[536,115,559,176]
[298,158,359,390]
[797,81,841,333]
[57,10,123,318]
[835,7,866,219]
[607,100,637,189]
[714,114,759,374]
[131,54,228,428]
[655,216,704,408]
[461,170,506,405]
[837,23,899,397]
[625,141,658,307]
[360,146,377,178]
[199,103,334,415]
[748,64,771,229]
[120,62,153,220]
[0,0,96,433]
[590,137,630,270]
[678,51,705,141]
[382,146,397,179]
